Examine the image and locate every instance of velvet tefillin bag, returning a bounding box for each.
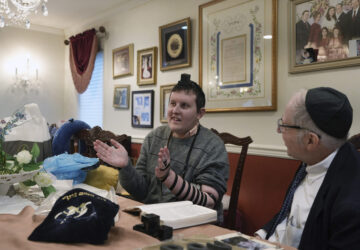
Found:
[28,188,119,244]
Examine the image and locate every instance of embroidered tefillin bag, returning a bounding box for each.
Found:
[28,188,119,244]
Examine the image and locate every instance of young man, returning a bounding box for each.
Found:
[93,74,229,221]
[335,3,347,38]
[256,87,360,249]
[296,10,310,51]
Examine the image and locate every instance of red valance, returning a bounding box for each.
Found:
[69,28,98,94]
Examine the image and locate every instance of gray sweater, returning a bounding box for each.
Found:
[119,125,229,219]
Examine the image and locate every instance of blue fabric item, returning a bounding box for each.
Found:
[52,119,90,155]
[43,153,99,184]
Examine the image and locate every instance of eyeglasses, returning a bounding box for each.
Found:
[277,118,321,139]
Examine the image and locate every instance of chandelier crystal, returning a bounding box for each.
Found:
[0,0,48,29]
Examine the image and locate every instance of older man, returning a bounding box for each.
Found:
[344,0,360,41]
[93,74,229,222]
[256,87,360,249]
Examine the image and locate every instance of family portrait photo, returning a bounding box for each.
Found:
[294,0,360,65]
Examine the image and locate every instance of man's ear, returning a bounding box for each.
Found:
[304,132,320,150]
[197,108,206,120]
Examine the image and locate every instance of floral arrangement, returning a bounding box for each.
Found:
[0,108,56,197]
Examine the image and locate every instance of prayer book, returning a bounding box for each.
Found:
[124,200,217,229]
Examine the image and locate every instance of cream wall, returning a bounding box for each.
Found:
[0,26,65,124]
[62,0,360,158]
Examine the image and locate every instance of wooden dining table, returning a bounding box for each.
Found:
[0,195,237,250]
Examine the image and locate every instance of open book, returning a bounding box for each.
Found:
[124,200,217,229]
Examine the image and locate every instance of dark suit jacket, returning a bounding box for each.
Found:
[263,142,360,249]
[296,20,310,50]
[336,12,347,35]
[344,9,360,40]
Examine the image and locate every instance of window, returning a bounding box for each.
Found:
[78,51,103,127]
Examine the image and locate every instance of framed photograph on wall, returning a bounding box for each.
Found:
[160,84,175,123]
[131,90,154,128]
[113,43,134,78]
[199,0,277,112]
[113,85,130,109]
[137,47,157,85]
[289,0,360,73]
[159,17,191,71]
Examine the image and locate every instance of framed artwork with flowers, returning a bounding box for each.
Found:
[289,0,360,73]
[199,0,277,112]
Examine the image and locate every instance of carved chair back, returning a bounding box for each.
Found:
[71,126,131,165]
[211,128,253,230]
[348,133,360,151]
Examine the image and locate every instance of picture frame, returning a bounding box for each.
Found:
[289,0,360,73]
[199,0,277,112]
[131,90,154,128]
[159,17,191,71]
[113,84,130,109]
[113,43,134,78]
[137,47,157,85]
[160,84,175,123]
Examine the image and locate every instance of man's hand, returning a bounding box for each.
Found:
[155,146,171,181]
[93,139,128,168]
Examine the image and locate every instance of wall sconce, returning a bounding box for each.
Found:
[14,57,39,92]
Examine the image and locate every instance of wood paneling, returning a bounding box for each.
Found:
[228,153,299,234]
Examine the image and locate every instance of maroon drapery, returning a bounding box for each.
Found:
[69,28,98,94]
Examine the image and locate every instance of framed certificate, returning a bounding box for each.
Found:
[199,0,278,112]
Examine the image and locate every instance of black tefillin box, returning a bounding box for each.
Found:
[133,213,173,241]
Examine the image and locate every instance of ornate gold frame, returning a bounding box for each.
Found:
[289,0,360,73]
[199,0,278,112]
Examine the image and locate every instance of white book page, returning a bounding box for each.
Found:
[127,201,217,229]
[137,200,192,212]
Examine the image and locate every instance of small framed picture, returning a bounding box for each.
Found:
[131,90,154,128]
[160,84,175,123]
[137,47,157,85]
[113,85,130,109]
[159,17,191,71]
[113,43,134,78]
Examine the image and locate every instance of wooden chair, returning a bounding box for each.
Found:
[348,133,360,151]
[71,126,131,164]
[211,128,253,231]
